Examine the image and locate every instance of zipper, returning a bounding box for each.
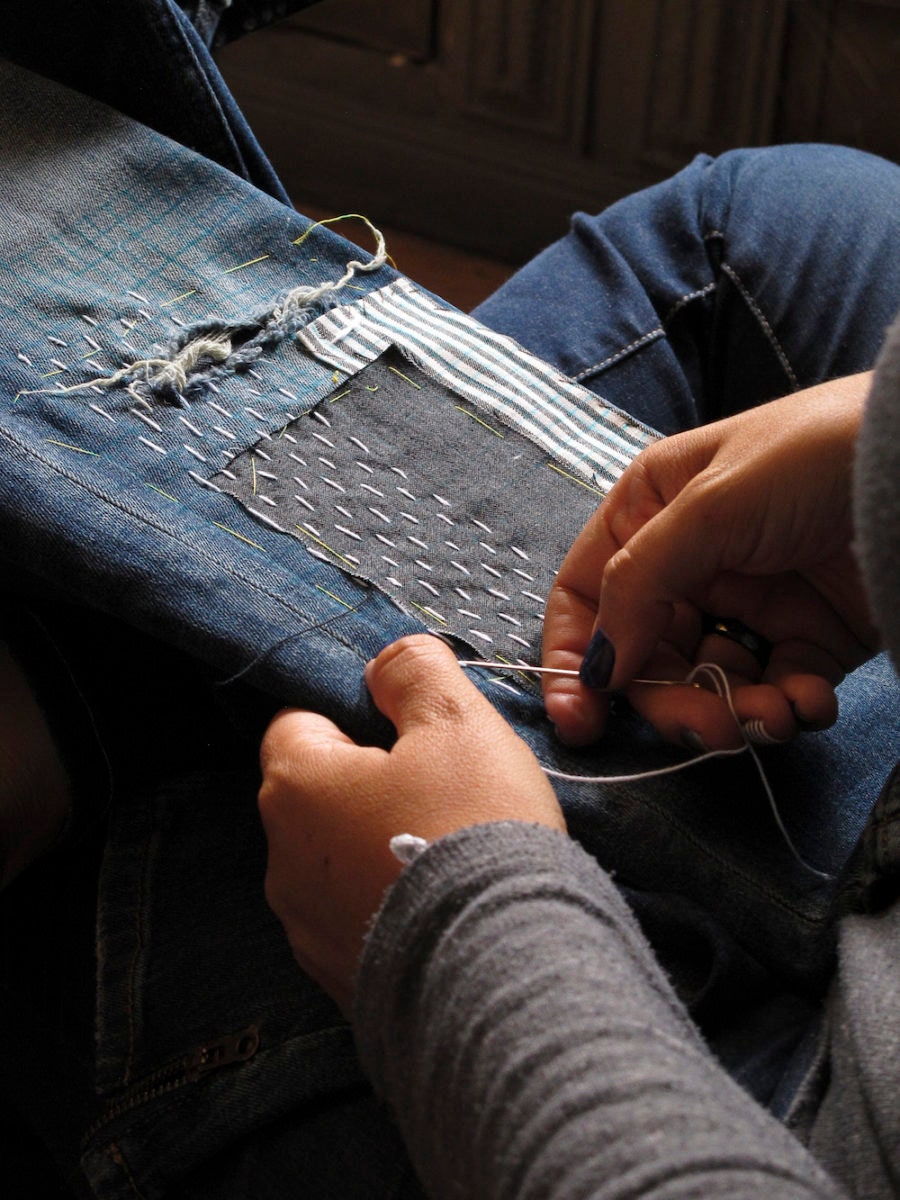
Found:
[184,1023,260,1082]
[85,1023,260,1141]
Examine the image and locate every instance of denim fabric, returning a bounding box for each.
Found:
[0,19,899,1196]
[2,0,290,202]
[476,145,900,434]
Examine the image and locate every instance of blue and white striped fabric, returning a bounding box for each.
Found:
[297,278,660,494]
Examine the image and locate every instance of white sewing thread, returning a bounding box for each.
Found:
[130,408,163,432]
[460,659,831,881]
[21,227,387,403]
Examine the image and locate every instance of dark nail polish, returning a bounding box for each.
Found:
[580,629,615,689]
[681,729,710,754]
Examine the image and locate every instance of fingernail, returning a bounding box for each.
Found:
[580,629,615,690]
[681,729,710,754]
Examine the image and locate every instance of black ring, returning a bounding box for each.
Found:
[701,614,772,669]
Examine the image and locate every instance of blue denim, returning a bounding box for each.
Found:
[0,9,898,1194]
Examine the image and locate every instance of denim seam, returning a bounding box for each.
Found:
[572,327,665,381]
[0,429,370,665]
[719,262,800,391]
[661,281,717,327]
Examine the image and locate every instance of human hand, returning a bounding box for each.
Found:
[259,634,564,1014]
[542,374,880,750]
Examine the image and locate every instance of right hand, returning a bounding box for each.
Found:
[542,373,881,749]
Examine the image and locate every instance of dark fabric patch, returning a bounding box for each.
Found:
[211,347,601,664]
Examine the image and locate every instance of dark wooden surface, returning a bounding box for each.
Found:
[218,0,900,264]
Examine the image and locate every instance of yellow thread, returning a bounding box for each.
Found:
[409,600,447,625]
[387,365,421,390]
[145,483,179,502]
[495,651,535,686]
[296,525,357,568]
[329,388,352,404]
[454,406,503,438]
[40,369,65,380]
[332,370,340,384]
[44,438,99,456]
[251,455,258,496]
[160,289,199,308]
[212,521,266,551]
[365,385,380,393]
[222,254,271,275]
[315,585,355,610]
[82,350,101,360]
[293,213,382,251]
[546,462,603,496]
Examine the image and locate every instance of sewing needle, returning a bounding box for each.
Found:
[457,661,693,688]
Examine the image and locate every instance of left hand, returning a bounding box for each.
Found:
[259,634,565,1015]
[542,377,878,750]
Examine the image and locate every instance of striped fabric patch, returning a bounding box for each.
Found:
[296,278,660,494]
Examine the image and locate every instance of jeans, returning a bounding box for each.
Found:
[0,6,898,1195]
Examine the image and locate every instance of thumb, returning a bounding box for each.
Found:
[365,633,490,737]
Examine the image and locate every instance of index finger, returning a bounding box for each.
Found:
[541,503,622,744]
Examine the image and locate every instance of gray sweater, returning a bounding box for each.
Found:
[353,317,900,1200]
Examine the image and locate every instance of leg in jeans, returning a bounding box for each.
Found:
[476,145,900,431]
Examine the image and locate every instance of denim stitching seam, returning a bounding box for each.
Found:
[572,327,665,381]
[719,262,799,390]
[662,281,717,326]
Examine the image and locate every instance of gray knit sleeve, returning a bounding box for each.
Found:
[354,821,843,1200]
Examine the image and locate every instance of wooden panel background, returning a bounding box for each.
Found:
[218,0,900,262]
